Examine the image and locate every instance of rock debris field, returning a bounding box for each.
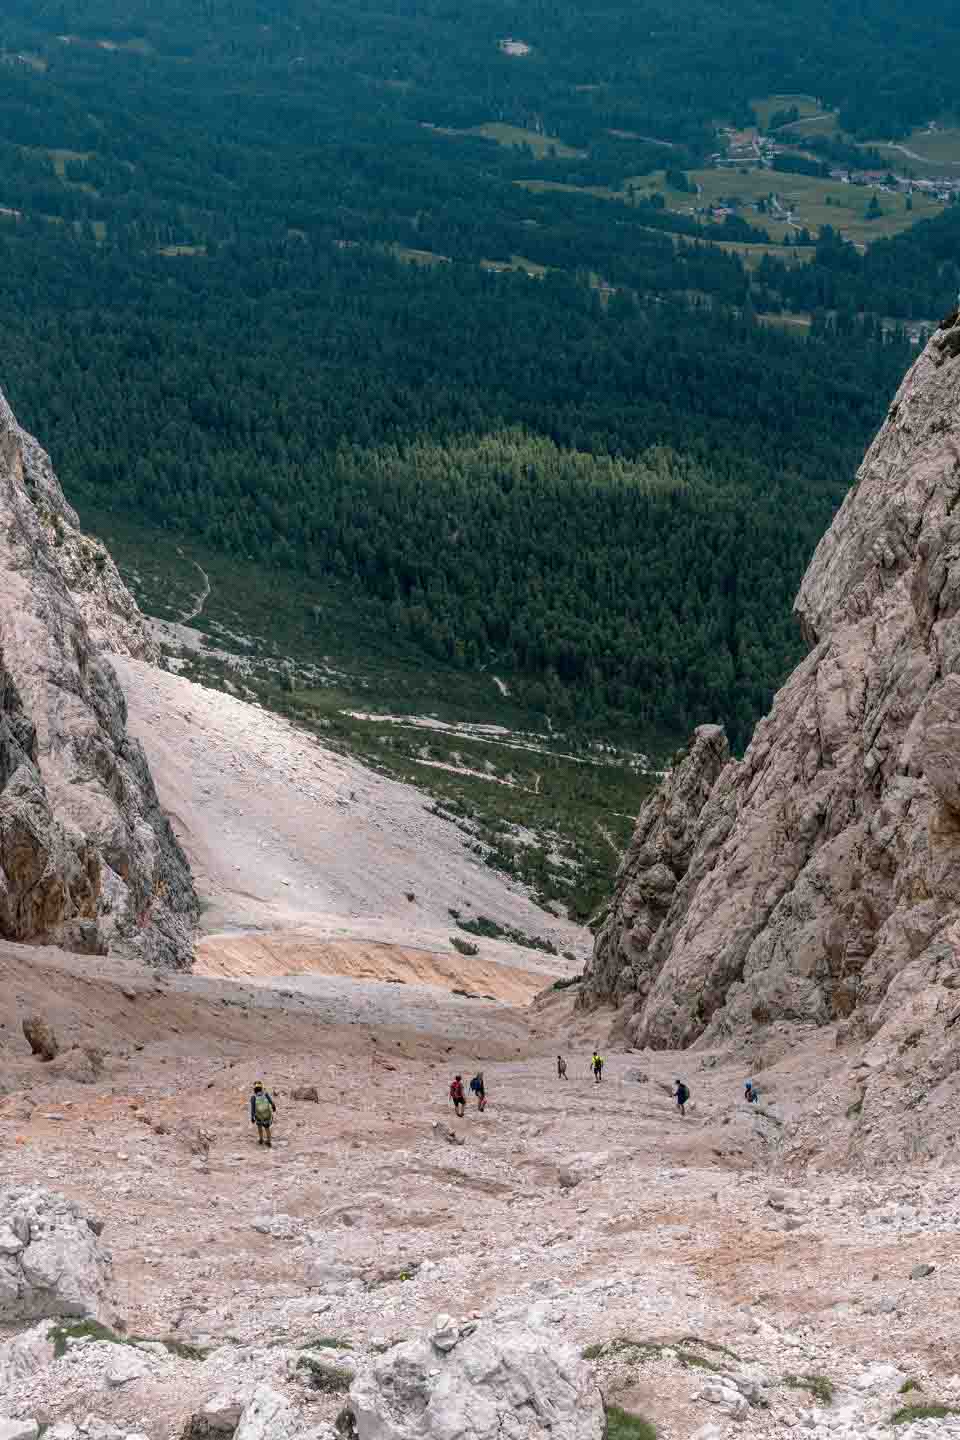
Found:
[2,950,960,1440]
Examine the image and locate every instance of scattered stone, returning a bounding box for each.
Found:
[201,1394,246,1432]
[291,1086,320,1103]
[234,1385,300,1440]
[697,1378,749,1419]
[106,1346,151,1386]
[252,1214,300,1241]
[558,1167,583,1190]
[429,1313,461,1351]
[0,1320,56,1390]
[349,1319,604,1439]
[431,1121,464,1147]
[21,1017,58,1062]
[0,1421,40,1440]
[0,1186,112,1322]
[910,1263,935,1280]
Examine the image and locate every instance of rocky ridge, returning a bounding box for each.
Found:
[582,308,960,1155]
[0,387,196,965]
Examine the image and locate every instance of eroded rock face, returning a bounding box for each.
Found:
[0,387,196,965]
[0,1186,113,1323]
[583,310,960,1073]
[348,1319,604,1440]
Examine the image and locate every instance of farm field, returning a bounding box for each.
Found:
[431,121,584,160]
[750,93,825,130]
[517,165,945,252]
[867,123,960,177]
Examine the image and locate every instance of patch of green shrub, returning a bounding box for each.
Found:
[604,1405,657,1440]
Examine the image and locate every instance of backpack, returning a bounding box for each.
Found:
[470,1076,480,1094]
[254,1093,272,1123]
[677,1084,689,1104]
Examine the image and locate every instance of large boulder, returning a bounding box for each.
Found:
[0,1320,56,1390]
[233,1386,300,1440]
[348,1319,604,1440]
[0,1186,112,1322]
[21,1017,58,1062]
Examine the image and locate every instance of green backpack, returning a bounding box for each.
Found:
[254,1093,272,1124]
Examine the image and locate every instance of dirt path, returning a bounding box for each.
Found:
[2,958,958,1438]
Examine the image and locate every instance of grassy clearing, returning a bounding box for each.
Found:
[465,122,584,159]
[638,167,947,247]
[391,244,451,267]
[604,1406,657,1440]
[47,147,93,177]
[480,252,549,277]
[758,311,812,331]
[750,95,824,130]
[157,244,208,257]
[518,165,944,251]
[866,123,960,175]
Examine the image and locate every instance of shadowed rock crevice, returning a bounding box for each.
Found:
[583,310,960,1072]
[0,386,197,966]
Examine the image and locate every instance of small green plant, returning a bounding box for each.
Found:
[299,1335,354,1350]
[298,1355,354,1393]
[50,1320,126,1358]
[160,1337,210,1361]
[604,1405,657,1440]
[785,1374,834,1406]
[899,1380,921,1395]
[891,1404,959,1425]
[50,1320,208,1362]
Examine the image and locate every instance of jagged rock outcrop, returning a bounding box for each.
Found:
[348,1317,604,1440]
[0,387,196,965]
[583,309,960,1062]
[0,1186,113,1322]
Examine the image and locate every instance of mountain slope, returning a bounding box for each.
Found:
[0,387,197,964]
[582,307,960,1154]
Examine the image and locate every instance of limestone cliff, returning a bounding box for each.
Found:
[0,387,197,965]
[584,308,960,1065]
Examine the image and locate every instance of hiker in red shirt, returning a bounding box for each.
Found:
[449,1074,466,1117]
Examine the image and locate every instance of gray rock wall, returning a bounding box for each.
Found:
[583,309,960,1059]
[0,387,196,965]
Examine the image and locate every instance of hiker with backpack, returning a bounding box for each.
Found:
[469,1072,486,1111]
[744,1079,759,1104]
[674,1079,690,1116]
[557,1055,568,1080]
[450,1074,466,1118]
[591,1051,604,1083]
[250,1080,277,1147]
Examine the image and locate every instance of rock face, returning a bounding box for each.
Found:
[0,386,196,965]
[348,1319,604,1440]
[583,309,960,1072]
[0,1186,113,1322]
